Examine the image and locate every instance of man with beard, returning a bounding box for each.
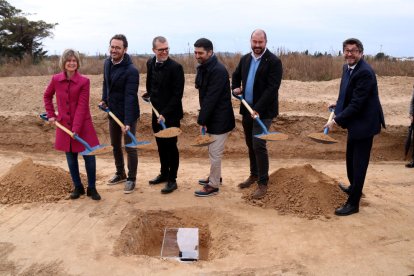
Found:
[325,38,385,216]
[232,29,283,199]
[100,34,140,194]
[143,36,184,194]
[193,38,235,197]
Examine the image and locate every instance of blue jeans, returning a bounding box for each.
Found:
[65,152,96,188]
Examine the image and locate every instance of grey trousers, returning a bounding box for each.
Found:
[207,132,229,188]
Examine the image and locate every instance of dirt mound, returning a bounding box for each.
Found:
[243,164,347,219]
[0,158,74,204]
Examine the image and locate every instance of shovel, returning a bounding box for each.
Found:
[232,92,288,141]
[39,113,111,156]
[190,126,216,147]
[98,105,151,149]
[307,108,338,144]
[141,96,182,138]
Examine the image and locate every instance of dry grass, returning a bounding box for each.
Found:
[1,52,413,81]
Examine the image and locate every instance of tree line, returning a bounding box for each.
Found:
[0,0,56,63]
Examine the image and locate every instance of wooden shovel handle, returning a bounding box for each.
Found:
[55,121,75,138]
[108,111,125,128]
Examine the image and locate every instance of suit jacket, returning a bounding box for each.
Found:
[146,56,184,123]
[101,53,140,125]
[44,71,99,152]
[195,54,235,135]
[334,59,386,140]
[231,49,283,119]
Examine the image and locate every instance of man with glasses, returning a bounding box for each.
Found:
[143,36,184,194]
[101,34,140,194]
[325,38,385,216]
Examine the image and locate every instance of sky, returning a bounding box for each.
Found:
[8,0,414,57]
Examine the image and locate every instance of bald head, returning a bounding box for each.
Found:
[251,29,267,42]
[250,29,267,56]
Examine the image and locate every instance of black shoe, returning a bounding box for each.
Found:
[338,183,350,195]
[405,161,414,168]
[161,181,177,194]
[107,173,127,185]
[70,186,85,199]
[87,187,101,200]
[149,174,168,185]
[198,177,222,185]
[335,203,359,216]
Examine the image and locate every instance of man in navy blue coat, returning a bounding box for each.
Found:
[325,38,385,216]
[101,34,140,194]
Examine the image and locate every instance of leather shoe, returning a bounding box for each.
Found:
[251,185,267,199]
[338,183,350,195]
[161,181,177,194]
[335,203,359,216]
[149,174,168,185]
[238,175,258,189]
[405,161,414,168]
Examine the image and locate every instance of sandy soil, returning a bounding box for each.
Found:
[0,74,413,275]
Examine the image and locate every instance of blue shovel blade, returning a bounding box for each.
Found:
[81,144,112,156]
[125,140,151,148]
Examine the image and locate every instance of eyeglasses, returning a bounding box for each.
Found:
[344,49,360,55]
[156,47,169,53]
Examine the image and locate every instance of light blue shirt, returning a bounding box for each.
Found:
[244,52,263,104]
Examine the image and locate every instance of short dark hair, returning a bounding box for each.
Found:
[110,34,128,48]
[152,36,167,48]
[343,38,364,53]
[194,38,213,51]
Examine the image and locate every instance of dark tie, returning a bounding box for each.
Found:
[335,68,353,115]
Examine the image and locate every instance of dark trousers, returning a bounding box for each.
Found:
[242,115,272,185]
[109,118,138,181]
[65,152,96,188]
[152,116,179,182]
[346,135,374,206]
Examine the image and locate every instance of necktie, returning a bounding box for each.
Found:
[335,68,352,115]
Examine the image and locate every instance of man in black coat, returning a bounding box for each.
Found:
[325,38,385,216]
[193,38,235,197]
[144,36,184,194]
[232,29,283,199]
[101,34,140,194]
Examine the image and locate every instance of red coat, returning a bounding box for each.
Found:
[43,71,99,153]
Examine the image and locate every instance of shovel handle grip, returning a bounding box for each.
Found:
[98,105,126,128]
[327,111,335,124]
[39,113,75,138]
[232,91,256,117]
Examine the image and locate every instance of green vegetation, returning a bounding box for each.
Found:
[0,0,57,63]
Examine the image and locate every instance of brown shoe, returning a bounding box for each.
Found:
[238,175,258,189]
[251,185,268,199]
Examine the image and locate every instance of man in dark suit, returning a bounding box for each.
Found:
[101,34,140,194]
[232,29,283,199]
[325,38,385,216]
[193,38,235,197]
[144,36,184,194]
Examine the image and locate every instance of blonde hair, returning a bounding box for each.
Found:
[59,49,81,71]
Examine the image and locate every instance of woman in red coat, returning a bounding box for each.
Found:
[43,49,101,200]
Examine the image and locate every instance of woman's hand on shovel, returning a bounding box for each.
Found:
[48,117,56,125]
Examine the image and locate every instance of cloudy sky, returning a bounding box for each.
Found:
[8,0,414,57]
